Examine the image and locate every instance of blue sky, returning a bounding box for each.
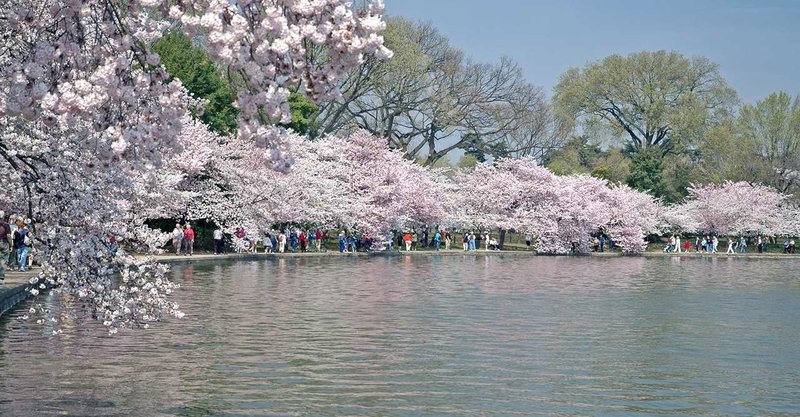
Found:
[386,0,800,104]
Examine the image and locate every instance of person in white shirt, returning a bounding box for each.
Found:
[213,227,224,254]
[172,224,184,255]
[278,232,287,253]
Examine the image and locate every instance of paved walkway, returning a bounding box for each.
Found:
[149,249,800,262]
[0,268,41,317]
[0,268,39,288]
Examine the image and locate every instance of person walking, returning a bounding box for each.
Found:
[433,230,442,251]
[278,231,287,253]
[468,233,476,251]
[444,231,451,250]
[264,233,274,253]
[308,230,316,252]
[739,236,747,254]
[727,237,735,254]
[404,232,412,251]
[338,231,346,253]
[12,218,30,272]
[6,214,17,270]
[385,232,393,251]
[348,234,358,252]
[0,211,8,281]
[712,235,719,253]
[525,234,532,250]
[411,231,418,251]
[213,227,224,254]
[290,230,299,253]
[462,233,469,251]
[315,230,323,252]
[183,223,195,256]
[673,235,680,253]
[234,227,245,253]
[172,223,184,255]
[299,230,307,252]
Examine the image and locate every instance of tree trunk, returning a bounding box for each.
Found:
[499,229,507,250]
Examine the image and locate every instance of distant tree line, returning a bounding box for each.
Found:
[155,20,800,203]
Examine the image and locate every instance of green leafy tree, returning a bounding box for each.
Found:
[544,136,598,175]
[697,92,800,198]
[737,91,800,194]
[590,148,630,183]
[460,133,487,163]
[554,50,736,154]
[698,120,749,182]
[626,147,669,199]
[154,31,318,136]
[154,31,238,135]
[457,154,479,170]
[285,91,319,136]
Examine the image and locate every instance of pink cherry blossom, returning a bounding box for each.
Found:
[677,182,796,236]
[446,158,661,253]
[0,0,391,332]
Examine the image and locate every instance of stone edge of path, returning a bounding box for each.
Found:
[149,250,800,263]
[3,250,799,319]
[0,273,45,320]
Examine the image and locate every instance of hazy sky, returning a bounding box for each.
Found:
[386,0,800,104]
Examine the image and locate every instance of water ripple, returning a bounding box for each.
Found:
[1,256,800,416]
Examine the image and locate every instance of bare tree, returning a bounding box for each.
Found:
[310,17,568,165]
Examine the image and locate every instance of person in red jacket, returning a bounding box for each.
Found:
[299,230,308,252]
[315,230,323,252]
[183,223,195,256]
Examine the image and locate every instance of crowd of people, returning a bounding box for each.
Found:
[177,222,800,258]
[209,226,327,254]
[182,225,507,255]
[4,214,800,284]
[391,230,500,252]
[662,234,797,254]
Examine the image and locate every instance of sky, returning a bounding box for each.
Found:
[385,0,800,104]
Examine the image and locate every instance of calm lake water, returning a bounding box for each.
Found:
[1,255,800,416]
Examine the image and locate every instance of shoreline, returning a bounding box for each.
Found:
[148,249,800,264]
[3,249,799,319]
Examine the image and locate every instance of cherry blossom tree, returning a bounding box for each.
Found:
[172,0,393,168]
[446,158,660,253]
[602,183,661,253]
[0,0,391,332]
[680,181,796,236]
[171,126,445,243]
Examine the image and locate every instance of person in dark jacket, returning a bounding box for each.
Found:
[13,217,30,272]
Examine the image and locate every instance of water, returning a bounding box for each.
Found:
[1,255,800,416]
